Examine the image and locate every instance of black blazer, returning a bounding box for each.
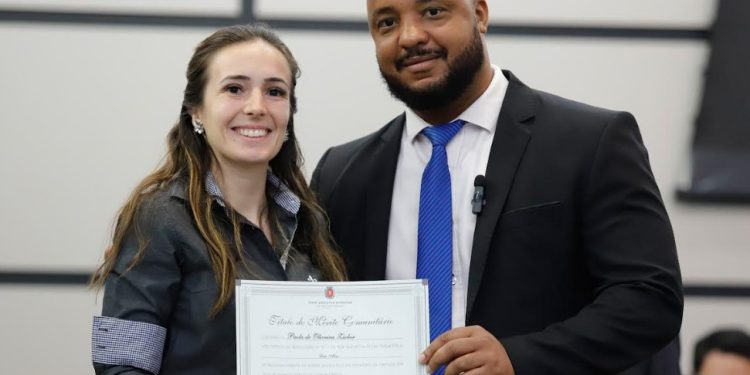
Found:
[311,71,683,374]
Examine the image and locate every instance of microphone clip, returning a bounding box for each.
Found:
[472,175,486,215]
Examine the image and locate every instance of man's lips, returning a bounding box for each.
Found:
[396,50,445,70]
[402,54,438,67]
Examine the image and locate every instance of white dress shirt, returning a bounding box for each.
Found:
[386,65,509,328]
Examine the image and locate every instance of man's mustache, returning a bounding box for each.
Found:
[395,48,447,70]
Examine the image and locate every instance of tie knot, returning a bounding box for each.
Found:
[422,120,465,147]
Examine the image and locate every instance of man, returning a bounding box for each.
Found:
[694,329,750,375]
[311,0,683,374]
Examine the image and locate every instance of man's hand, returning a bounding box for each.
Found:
[419,325,515,375]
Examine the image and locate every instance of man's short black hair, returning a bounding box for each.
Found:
[694,328,750,373]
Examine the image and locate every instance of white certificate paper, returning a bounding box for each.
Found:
[236,280,429,375]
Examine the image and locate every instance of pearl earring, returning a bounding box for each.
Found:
[192,119,204,135]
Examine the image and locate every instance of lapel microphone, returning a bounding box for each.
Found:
[472,175,486,215]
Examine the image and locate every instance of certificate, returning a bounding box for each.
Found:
[236,279,429,375]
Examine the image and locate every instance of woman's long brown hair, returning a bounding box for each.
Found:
[91,24,347,316]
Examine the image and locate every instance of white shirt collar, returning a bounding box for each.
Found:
[404,64,508,142]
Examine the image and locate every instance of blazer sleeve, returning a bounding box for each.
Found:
[311,145,355,209]
[502,112,683,374]
[310,147,333,206]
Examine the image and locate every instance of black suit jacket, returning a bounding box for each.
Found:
[311,71,683,374]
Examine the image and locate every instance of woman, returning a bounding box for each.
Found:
[90,24,346,375]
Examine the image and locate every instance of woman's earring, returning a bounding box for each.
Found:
[193,119,205,135]
[283,130,289,142]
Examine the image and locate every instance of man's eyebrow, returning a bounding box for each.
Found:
[370,0,438,18]
[370,6,396,19]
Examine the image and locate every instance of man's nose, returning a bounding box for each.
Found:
[398,18,429,49]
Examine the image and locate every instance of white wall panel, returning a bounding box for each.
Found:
[256,0,716,28]
[0,286,100,374]
[0,24,208,270]
[489,0,716,28]
[277,31,403,171]
[254,0,364,21]
[0,0,241,17]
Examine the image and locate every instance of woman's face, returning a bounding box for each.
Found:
[193,40,292,172]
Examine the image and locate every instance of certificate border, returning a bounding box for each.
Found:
[236,279,429,375]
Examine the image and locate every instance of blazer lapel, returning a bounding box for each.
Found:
[361,115,405,280]
[466,71,537,318]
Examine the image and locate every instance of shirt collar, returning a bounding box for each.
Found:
[404,64,508,142]
[203,170,301,216]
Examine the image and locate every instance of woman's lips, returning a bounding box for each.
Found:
[232,126,271,139]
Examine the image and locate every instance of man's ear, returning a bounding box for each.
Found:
[475,0,489,34]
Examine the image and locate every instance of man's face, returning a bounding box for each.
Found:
[698,350,750,375]
[367,0,487,111]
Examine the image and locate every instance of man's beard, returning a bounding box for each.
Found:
[379,28,485,112]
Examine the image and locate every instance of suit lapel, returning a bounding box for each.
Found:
[466,71,537,318]
[361,115,405,280]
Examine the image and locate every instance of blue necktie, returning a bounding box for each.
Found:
[417,120,465,353]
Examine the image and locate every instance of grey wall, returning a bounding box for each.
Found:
[0,1,748,373]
